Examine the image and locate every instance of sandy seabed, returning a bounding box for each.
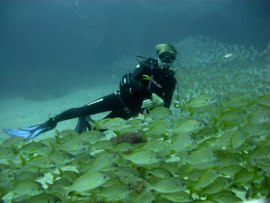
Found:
[0,84,118,143]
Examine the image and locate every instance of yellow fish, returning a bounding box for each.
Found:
[97,182,131,201]
[124,150,161,165]
[256,94,270,107]
[187,94,216,109]
[172,119,204,134]
[149,177,186,193]
[65,171,109,194]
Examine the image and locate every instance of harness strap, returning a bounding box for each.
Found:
[142,74,162,89]
[147,75,153,90]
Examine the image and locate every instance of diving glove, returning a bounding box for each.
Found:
[141,93,164,109]
[3,118,57,139]
[141,99,154,109]
[151,93,164,107]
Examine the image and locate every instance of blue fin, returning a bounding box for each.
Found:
[3,118,57,139]
[3,125,47,139]
[3,128,33,138]
[75,116,92,133]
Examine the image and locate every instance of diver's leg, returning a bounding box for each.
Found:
[3,93,128,138]
[53,92,123,123]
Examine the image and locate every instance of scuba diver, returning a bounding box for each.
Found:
[3,43,178,139]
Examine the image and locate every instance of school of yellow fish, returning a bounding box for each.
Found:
[0,50,270,202]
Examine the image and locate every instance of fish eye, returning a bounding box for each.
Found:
[231,184,238,190]
[201,195,207,200]
[40,173,45,177]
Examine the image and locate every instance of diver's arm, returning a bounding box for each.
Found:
[163,77,177,108]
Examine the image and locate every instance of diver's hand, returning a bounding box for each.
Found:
[151,93,164,107]
[141,94,164,109]
[141,99,154,109]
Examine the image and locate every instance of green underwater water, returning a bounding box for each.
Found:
[0,60,269,202]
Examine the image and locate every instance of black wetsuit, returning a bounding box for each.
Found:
[53,58,176,123]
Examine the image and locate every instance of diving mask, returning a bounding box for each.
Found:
[158,52,176,64]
